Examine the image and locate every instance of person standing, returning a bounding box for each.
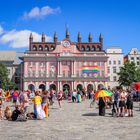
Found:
[126,91,133,117]
[22,91,29,116]
[72,89,77,102]
[33,90,45,119]
[0,93,3,119]
[12,89,19,106]
[77,91,82,103]
[118,90,126,117]
[99,97,106,116]
[41,90,49,118]
[57,91,63,108]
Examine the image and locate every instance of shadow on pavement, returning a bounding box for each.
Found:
[50,107,59,110]
[82,113,98,116]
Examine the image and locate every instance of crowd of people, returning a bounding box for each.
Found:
[0,87,140,121]
[98,89,138,117]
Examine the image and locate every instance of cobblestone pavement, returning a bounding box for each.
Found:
[0,100,140,140]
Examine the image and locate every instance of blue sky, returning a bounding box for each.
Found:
[0,0,140,54]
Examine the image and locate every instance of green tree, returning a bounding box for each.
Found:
[0,63,10,89]
[135,68,140,82]
[118,61,138,87]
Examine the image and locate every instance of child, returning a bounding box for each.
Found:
[4,106,12,120]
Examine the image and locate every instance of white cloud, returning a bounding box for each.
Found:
[0,29,52,48]
[23,5,60,19]
[0,25,4,35]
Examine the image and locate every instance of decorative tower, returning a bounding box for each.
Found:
[99,33,103,46]
[41,33,45,43]
[54,32,58,43]
[88,32,92,43]
[77,32,81,43]
[66,28,70,39]
[29,33,33,51]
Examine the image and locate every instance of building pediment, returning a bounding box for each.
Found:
[129,48,140,55]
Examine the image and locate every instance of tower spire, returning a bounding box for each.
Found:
[99,33,103,46]
[88,32,92,42]
[66,28,70,39]
[77,32,81,43]
[54,32,58,43]
[29,33,33,51]
[41,32,45,42]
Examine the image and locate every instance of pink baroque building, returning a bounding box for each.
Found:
[22,30,109,92]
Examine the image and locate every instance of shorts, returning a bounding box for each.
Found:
[127,102,133,110]
[119,101,126,108]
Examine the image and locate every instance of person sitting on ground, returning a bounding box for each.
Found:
[11,105,21,121]
[4,106,12,120]
[27,112,36,120]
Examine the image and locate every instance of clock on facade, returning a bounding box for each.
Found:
[63,41,70,47]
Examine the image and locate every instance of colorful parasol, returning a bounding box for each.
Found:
[94,90,113,99]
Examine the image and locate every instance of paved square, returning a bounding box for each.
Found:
[0,100,140,140]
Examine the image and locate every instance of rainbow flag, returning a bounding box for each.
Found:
[82,66,99,73]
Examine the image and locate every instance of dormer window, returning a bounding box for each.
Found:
[39,45,43,51]
[92,46,95,51]
[81,46,85,51]
[50,45,55,51]
[96,45,101,51]
[45,45,49,51]
[33,45,37,51]
[86,46,90,51]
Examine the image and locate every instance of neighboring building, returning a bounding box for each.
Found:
[21,30,109,91]
[125,48,140,68]
[106,47,124,89]
[0,51,24,89]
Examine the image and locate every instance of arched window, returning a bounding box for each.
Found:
[86,45,90,51]
[45,45,49,51]
[97,45,101,51]
[81,46,85,51]
[39,45,43,51]
[50,45,55,51]
[92,45,95,51]
[32,45,37,51]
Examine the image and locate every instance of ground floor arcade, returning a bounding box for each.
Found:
[23,81,108,92]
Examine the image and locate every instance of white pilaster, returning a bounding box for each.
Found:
[60,82,62,91]
[24,82,28,91]
[46,82,49,90]
[35,82,39,90]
